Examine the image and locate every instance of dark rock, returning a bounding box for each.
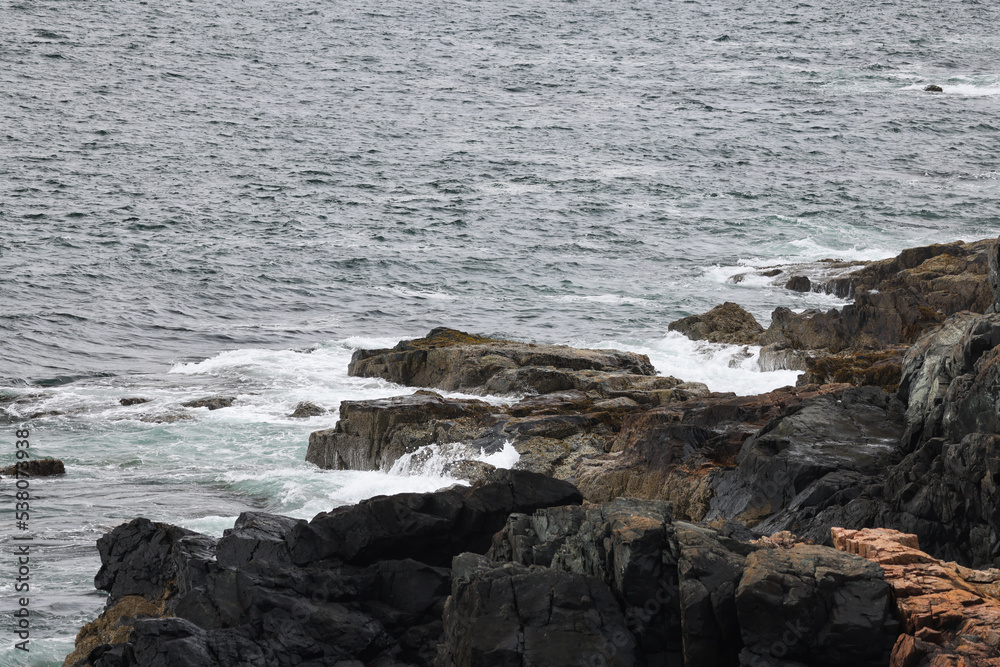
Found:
[488,499,681,659]
[437,555,636,667]
[182,397,236,410]
[675,522,761,666]
[349,327,655,394]
[736,544,898,666]
[988,237,1000,309]
[288,401,326,418]
[140,414,192,424]
[95,518,218,607]
[215,512,299,568]
[287,469,582,567]
[305,391,494,471]
[707,386,901,528]
[574,383,852,521]
[668,302,765,345]
[761,268,783,277]
[785,275,811,292]
[760,238,994,355]
[119,397,150,406]
[0,457,65,477]
[924,84,943,92]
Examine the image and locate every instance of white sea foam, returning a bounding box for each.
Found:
[388,440,520,478]
[603,332,801,396]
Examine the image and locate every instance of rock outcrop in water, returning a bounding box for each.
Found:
[348,326,657,395]
[309,331,710,480]
[69,236,1000,667]
[67,483,903,667]
[667,301,764,345]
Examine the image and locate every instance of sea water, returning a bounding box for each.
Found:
[2,0,999,662]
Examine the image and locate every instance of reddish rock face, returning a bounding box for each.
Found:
[831,527,1000,667]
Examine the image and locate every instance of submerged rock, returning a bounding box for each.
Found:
[288,401,326,418]
[181,397,235,411]
[784,274,811,292]
[119,397,150,406]
[0,457,65,477]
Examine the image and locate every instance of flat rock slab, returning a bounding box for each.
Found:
[348,326,657,394]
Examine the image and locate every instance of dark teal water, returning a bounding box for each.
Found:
[1,0,1000,663]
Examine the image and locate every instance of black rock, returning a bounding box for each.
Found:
[289,401,326,418]
[182,397,236,410]
[120,397,151,406]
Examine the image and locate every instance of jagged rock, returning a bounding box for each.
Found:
[574,384,851,520]
[797,346,908,391]
[0,457,65,477]
[307,381,709,481]
[897,311,1000,448]
[437,555,636,667]
[760,239,995,355]
[668,302,764,345]
[119,397,150,406]
[736,544,898,666]
[675,522,761,666]
[68,471,582,667]
[441,459,495,484]
[785,275,811,292]
[94,518,218,608]
[287,469,582,566]
[305,391,494,470]
[348,327,656,394]
[707,386,901,528]
[288,401,326,418]
[757,343,819,371]
[924,84,943,92]
[181,397,235,411]
[487,499,681,659]
[832,528,1000,666]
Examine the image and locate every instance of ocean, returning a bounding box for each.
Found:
[2,0,999,663]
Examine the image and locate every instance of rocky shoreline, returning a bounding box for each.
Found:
[65,238,1000,666]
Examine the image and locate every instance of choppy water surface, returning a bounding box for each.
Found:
[2,0,999,662]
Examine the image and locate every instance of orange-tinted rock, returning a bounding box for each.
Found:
[831,527,1000,667]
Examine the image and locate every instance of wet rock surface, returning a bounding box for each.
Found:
[67,471,582,667]
[69,239,1000,666]
[348,326,657,395]
[668,302,764,345]
[288,401,326,418]
[181,397,236,411]
[0,457,66,477]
